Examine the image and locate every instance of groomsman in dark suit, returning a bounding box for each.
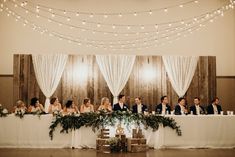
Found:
[155,96,171,114]
[174,97,188,115]
[190,97,205,115]
[113,94,129,111]
[132,97,148,114]
[207,97,222,114]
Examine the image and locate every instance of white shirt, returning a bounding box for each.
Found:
[162,104,166,114]
[195,105,200,115]
[119,102,124,109]
[137,104,142,114]
[179,104,185,114]
[212,104,218,114]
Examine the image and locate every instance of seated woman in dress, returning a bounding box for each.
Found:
[72,101,79,113]
[80,98,94,113]
[48,97,62,114]
[27,97,45,113]
[62,100,78,115]
[98,97,112,112]
[12,100,27,113]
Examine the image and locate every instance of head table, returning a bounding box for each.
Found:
[0,114,235,149]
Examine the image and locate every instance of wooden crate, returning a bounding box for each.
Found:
[127,138,148,152]
[96,138,110,153]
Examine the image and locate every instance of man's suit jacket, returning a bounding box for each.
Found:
[174,104,182,115]
[207,104,222,114]
[132,104,148,113]
[189,105,205,115]
[113,103,129,111]
[155,103,171,114]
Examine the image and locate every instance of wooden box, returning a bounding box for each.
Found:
[96,138,110,153]
[127,138,148,152]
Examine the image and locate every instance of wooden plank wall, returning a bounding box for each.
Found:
[13,55,216,111]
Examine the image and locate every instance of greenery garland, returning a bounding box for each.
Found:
[49,111,182,140]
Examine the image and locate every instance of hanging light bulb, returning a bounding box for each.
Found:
[149,10,152,15]
[76,12,79,16]
[164,8,168,12]
[141,25,145,29]
[67,17,71,21]
[134,12,137,16]
[104,14,108,18]
[154,24,158,29]
[97,23,101,27]
[194,1,199,3]
[89,13,93,18]
[118,13,122,17]
[25,10,28,13]
[112,24,116,29]
[51,13,55,17]
[82,20,86,25]
[48,8,52,12]
[179,4,184,8]
[63,10,66,14]
[127,26,131,30]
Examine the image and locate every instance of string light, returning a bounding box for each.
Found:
[6,0,231,32]
[11,0,201,17]
[1,0,234,50]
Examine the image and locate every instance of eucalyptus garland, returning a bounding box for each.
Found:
[49,111,182,140]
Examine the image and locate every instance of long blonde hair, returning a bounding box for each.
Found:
[101,97,109,106]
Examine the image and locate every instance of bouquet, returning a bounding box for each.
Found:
[15,108,26,119]
[107,137,121,152]
[0,104,8,117]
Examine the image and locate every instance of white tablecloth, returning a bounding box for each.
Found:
[1,114,235,149]
[154,115,235,149]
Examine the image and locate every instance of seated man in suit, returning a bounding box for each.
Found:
[113,94,129,111]
[132,97,147,114]
[189,97,205,115]
[174,97,188,115]
[207,97,222,114]
[155,96,171,114]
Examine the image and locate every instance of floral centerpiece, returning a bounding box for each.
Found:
[0,104,8,117]
[14,108,26,119]
[107,137,121,152]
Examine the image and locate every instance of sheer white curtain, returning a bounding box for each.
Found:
[32,54,68,113]
[96,55,136,104]
[162,56,199,97]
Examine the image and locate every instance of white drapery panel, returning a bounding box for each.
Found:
[96,55,136,104]
[32,54,68,113]
[162,56,199,97]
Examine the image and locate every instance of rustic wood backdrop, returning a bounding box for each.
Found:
[13,55,216,111]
